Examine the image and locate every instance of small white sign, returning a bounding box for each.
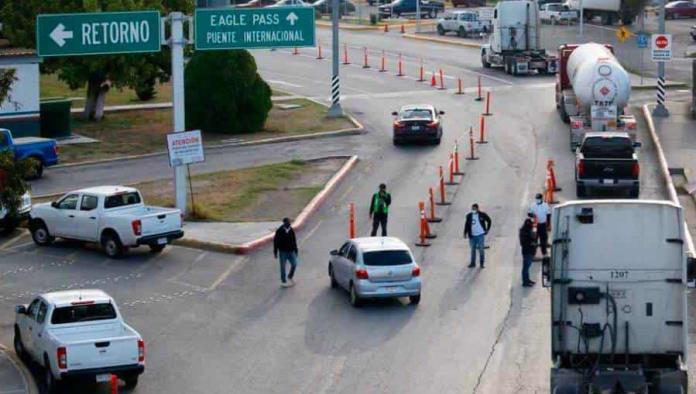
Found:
[651,34,672,62]
[166,130,204,167]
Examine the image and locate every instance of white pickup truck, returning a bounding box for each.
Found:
[14,289,145,393]
[539,3,577,23]
[437,10,491,37]
[0,191,31,232]
[29,186,184,258]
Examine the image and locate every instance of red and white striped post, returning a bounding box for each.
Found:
[466,126,479,160]
[445,153,459,185]
[293,47,299,55]
[363,47,370,68]
[397,54,404,77]
[379,51,386,72]
[342,43,349,65]
[415,202,433,247]
[438,69,445,90]
[427,187,442,223]
[453,140,464,175]
[418,58,425,82]
[317,43,323,59]
[477,115,488,144]
[456,77,463,95]
[483,91,493,116]
[436,166,450,206]
[349,203,355,238]
[475,76,483,101]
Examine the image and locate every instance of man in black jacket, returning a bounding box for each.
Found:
[369,183,392,237]
[273,218,299,288]
[519,218,536,287]
[464,203,492,268]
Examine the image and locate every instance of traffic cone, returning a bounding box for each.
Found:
[379,51,386,72]
[293,47,299,55]
[397,54,404,77]
[416,202,435,247]
[477,115,488,144]
[427,187,442,223]
[453,140,464,175]
[445,154,459,185]
[475,76,483,101]
[400,24,405,34]
[436,166,451,206]
[317,43,323,60]
[384,24,389,33]
[438,69,445,90]
[430,71,437,87]
[548,160,562,192]
[348,203,355,238]
[455,77,463,95]
[363,47,370,69]
[466,126,479,160]
[418,59,425,82]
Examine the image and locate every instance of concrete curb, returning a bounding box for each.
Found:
[641,104,696,257]
[401,33,482,48]
[0,344,39,394]
[174,155,360,255]
[51,116,364,170]
[315,20,437,31]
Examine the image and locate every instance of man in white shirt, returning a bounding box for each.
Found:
[464,203,492,268]
[529,193,551,256]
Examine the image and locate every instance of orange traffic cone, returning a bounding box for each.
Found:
[384,24,389,33]
[430,71,437,87]
[400,24,405,34]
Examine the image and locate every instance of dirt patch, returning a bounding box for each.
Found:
[137,158,345,222]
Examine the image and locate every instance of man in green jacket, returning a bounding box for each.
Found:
[369,183,391,237]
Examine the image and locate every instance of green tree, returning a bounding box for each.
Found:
[185,50,272,135]
[0,0,194,120]
[0,152,32,232]
[0,69,17,105]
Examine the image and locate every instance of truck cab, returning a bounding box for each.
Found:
[544,200,690,393]
[0,128,59,179]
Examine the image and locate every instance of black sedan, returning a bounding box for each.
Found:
[392,104,444,145]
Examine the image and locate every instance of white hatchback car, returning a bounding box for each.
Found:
[328,237,422,307]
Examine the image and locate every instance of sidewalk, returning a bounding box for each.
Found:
[0,346,35,394]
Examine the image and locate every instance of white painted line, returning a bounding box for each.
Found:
[267,79,304,88]
[207,257,248,291]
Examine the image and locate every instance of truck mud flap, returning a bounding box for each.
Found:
[590,370,647,393]
[652,370,688,394]
[550,369,583,394]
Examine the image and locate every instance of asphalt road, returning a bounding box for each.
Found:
[0,27,691,394]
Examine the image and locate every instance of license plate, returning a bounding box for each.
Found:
[602,179,613,185]
[412,126,421,131]
[96,374,111,383]
[386,286,398,293]
[157,237,168,245]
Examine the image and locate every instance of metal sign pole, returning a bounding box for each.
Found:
[169,12,189,213]
[578,0,583,38]
[416,0,420,34]
[653,0,669,117]
[329,0,343,117]
[640,11,644,86]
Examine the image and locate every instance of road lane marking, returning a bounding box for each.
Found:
[207,256,248,292]
[0,232,30,251]
[267,79,304,88]
[300,219,323,247]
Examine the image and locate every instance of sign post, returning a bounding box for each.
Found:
[36,11,161,57]
[329,0,343,117]
[194,7,316,50]
[652,0,670,117]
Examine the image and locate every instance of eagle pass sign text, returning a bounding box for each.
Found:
[36,11,161,57]
[195,7,315,50]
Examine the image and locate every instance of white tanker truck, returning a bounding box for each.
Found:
[555,43,637,150]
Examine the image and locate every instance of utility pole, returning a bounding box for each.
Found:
[328,0,343,117]
[652,0,669,117]
[578,0,583,39]
[416,0,421,34]
[169,12,189,214]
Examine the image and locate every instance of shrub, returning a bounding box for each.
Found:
[185,50,272,135]
[370,13,379,25]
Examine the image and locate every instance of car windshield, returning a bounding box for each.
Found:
[51,303,117,324]
[104,192,142,209]
[582,137,634,158]
[363,250,413,266]
[400,109,432,120]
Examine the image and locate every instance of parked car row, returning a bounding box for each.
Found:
[378,0,445,19]
[235,0,358,15]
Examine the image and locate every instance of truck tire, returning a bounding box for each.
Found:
[437,24,445,35]
[629,186,640,199]
[14,327,28,362]
[30,220,54,246]
[458,26,467,38]
[576,184,586,198]
[44,355,61,394]
[410,294,421,305]
[102,231,125,259]
[481,54,491,68]
[27,157,44,180]
[124,374,139,389]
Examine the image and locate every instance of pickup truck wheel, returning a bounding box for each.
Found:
[329,264,338,288]
[149,244,166,253]
[30,220,54,246]
[27,157,43,180]
[437,24,445,35]
[629,186,640,199]
[458,26,466,38]
[102,233,124,259]
[13,328,27,362]
[409,294,421,305]
[124,373,139,389]
[576,184,586,198]
[44,356,61,394]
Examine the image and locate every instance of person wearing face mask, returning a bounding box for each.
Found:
[369,183,392,237]
[273,218,299,288]
[464,203,492,268]
[529,193,551,256]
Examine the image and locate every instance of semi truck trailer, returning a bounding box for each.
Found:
[556,43,637,150]
[543,200,693,393]
[565,0,648,25]
[480,0,558,76]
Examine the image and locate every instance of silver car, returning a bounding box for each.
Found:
[328,237,422,307]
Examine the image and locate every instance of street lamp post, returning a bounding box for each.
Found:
[652,0,669,117]
[328,0,343,117]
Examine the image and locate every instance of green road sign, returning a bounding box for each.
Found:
[36,11,161,57]
[195,7,315,50]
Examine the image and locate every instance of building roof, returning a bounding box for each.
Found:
[0,38,37,59]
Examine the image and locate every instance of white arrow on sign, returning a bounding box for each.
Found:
[50,23,74,47]
[286,12,299,26]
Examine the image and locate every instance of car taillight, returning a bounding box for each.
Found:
[132,219,142,236]
[577,160,585,177]
[571,120,583,130]
[426,121,439,129]
[57,347,67,369]
[632,162,640,178]
[412,266,421,277]
[138,339,145,363]
[356,269,369,279]
[52,145,59,155]
[393,121,405,129]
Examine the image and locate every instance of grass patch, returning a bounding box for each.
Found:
[59,99,355,164]
[136,160,330,222]
[41,73,290,107]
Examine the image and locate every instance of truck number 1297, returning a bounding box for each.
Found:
[610,270,629,279]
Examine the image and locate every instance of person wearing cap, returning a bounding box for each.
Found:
[369,183,392,237]
[464,203,492,268]
[529,193,551,256]
[273,218,299,288]
[519,218,536,287]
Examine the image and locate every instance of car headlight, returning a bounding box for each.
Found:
[21,195,32,211]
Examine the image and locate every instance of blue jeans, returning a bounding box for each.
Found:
[469,234,485,265]
[279,251,298,283]
[522,253,533,284]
